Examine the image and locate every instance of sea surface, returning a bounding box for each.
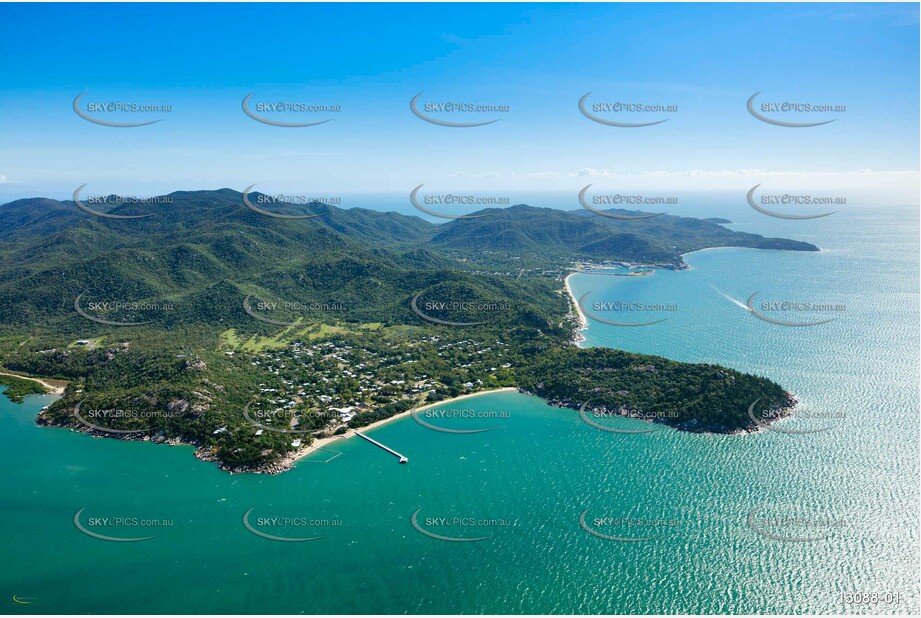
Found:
[2,203,918,614]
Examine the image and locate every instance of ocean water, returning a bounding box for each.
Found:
[1,204,918,614]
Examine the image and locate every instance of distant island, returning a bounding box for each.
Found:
[0,190,808,472]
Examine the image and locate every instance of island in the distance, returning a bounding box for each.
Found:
[0,190,810,472]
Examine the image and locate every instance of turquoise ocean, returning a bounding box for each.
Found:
[2,202,918,614]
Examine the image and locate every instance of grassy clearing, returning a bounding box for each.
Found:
[68,337,104,350]
[219,322,386,352]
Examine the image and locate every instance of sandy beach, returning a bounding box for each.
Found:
[284,387,520,466]
[0,370,67,395]
[563,273,588,337]
[680,246,748,257]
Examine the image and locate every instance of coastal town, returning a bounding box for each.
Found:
[241,333,518,441]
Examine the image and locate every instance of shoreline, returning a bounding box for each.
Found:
[37,385,522,476]
[0,369,67,395]
[560,261,799,436]
[35,248,801,475]
[680,245,748,257]
[563,272,588,344]
[273,387,520,472]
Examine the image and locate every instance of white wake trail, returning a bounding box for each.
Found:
[710,285,751,312]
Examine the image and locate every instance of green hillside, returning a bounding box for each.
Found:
[0,190,807,471]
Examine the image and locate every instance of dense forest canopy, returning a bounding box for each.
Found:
[0,191,805,470]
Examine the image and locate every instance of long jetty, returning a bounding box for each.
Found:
[353,431,408,463]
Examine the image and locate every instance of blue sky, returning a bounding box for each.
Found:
[0,3,918,204]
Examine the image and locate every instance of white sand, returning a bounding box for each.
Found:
[286,387,520,465]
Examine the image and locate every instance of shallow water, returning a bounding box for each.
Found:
[2,205,917,614]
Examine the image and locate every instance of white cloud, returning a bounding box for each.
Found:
[448,171,501,179]
[576,168,612,177]
[408,168,919,204]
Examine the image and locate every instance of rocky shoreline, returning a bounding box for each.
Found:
[36,409,312,475]
[559,268,798,434]
[30,256,796,473]
[526,391,799,435]
[37,388,520,475]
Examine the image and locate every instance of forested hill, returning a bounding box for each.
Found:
[0,189,817,333]
[0,189,805,471]
[1,189,817,259]
[430,204,817,265]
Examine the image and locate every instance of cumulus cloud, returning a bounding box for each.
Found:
[544,168,920,179]
[413,168,919,203]
[448,171,502,179]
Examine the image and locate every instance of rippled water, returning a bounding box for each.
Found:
[2,205,917,614]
